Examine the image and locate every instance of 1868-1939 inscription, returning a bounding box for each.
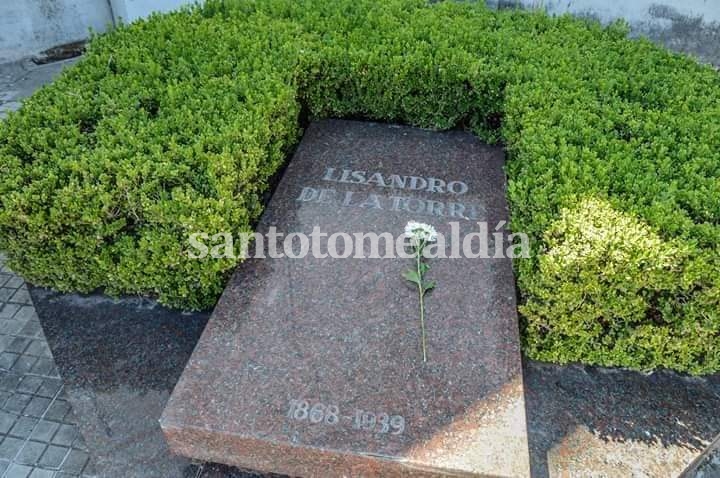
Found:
[287,398,406,436]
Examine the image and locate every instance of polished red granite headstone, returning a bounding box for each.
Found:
[161,120,530,477]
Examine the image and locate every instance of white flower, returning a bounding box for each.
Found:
[404,221,437,246]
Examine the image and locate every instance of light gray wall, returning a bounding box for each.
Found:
[489,0,719,25]
[488,0,720,65]
[108,0,195,24]
[0,0,113,63]
[0,0,195,63]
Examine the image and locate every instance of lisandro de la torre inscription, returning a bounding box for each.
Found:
[297,167,483,220]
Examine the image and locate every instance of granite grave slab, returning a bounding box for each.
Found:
[161,120,530,477]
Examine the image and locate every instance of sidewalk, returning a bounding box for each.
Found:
[0,255,94,478]
[0,58,79,119]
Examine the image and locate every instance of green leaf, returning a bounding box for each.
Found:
[423,280,436,293]
[402,269,421,285]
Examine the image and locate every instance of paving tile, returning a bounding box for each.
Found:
[29,359,55,378]
[5,463,33,478]
[0,374,22,392]
[0,335,14,352]
[29,420,60,443]
[0,352,20,370]
[4,277,24,290]
[35,379,61,399]
[60,448,89,474]
[0,411,17,434]
[0,320,25,336]
[0,459,9,475]
[44,400,70,422]
[15,441,46,465]
[51,424,79,447]
[0,288,15,303]
[17,321,42,339]
[13,307,37,323]
[6,338,31,354]
[28,469,55,478]
[23,397,51,419]
[0,303,21,319]
[0,274,11,288]
[9,417,38,440]
[8,289,31,305]
[16,376,43,395]
[30,418,61,443]
[10,356,37,375]
[25,341,51,358]
[0,390,11,406]
[38,444,68,469]
[4,393,32,415]
[0,436,25,460]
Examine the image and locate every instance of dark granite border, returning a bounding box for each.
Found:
[26,283,720,477]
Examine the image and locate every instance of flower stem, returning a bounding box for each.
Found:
[416,242,427,362]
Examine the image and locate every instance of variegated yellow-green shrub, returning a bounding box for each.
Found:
[1,0,718,373]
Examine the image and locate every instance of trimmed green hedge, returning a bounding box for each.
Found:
[1,0,718,374]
